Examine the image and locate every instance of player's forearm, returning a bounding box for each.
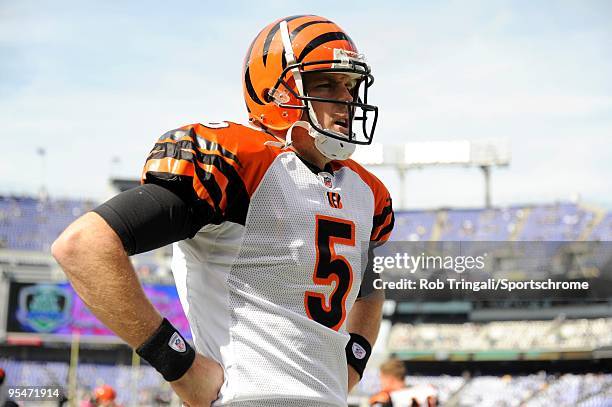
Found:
[347,289,385,344]
[52,212,162,348]
[346,289,385,390]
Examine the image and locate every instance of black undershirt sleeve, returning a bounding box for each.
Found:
[92,183,212,256]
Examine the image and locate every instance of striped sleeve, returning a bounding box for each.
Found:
[141,125,251,226]
[330,159,395,244]
[370,192,394,244]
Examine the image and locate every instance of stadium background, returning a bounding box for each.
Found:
[2,1,611,406]
[2,194,611,406]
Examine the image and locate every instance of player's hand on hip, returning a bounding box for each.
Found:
[170,353,224,407]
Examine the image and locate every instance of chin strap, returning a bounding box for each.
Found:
[263,120,355,161]
[263,120,311,150]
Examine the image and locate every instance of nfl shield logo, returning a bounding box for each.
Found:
[318,172,334,189]
[169,332,187,353]
[323,176,333,188]
[352,342,367,360]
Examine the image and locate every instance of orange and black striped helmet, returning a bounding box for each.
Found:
[243,15,378,145]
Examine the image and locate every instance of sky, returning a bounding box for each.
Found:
[1,0,611,209]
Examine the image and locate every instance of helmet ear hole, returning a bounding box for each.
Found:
[263,88,273,103]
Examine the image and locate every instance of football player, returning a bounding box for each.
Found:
[53,15,394,407]
[369,359,438,407]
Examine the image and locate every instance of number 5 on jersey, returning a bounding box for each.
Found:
[305,215,355,331]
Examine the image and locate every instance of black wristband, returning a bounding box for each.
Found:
[136,318,196,382]
[345,333,372,378]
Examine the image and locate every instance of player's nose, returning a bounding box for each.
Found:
[336,84,353,102]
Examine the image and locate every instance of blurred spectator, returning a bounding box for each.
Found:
[81,384,121,407]
[369,359,437,407]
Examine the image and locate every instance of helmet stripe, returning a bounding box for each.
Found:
[244,37,257,69]
[296,31,354,62]
[290,20,332,41]
[262,24,279,67]
[262,15,314,66]
[244,67,264,105]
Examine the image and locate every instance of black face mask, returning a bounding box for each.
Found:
[270,60,378,146]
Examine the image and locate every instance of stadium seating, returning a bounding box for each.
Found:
[388,318,612,352]
[391,210,437,241]
[578,383,612,407]
[0,196,95,252]
[458,374,547,407]
[437,207,525,241]
[591,213,612,241]
[3,196,610,256]
[451,373,612,406]
[0,358,170,405]
[517,203,586,241]
[526,373,612,406]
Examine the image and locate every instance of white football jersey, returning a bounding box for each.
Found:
[142,122,394,406]
[390,385,438,407]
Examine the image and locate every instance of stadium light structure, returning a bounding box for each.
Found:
[353,139,510,208]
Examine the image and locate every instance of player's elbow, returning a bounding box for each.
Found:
[52,218,89,268]
[52,212,121,271]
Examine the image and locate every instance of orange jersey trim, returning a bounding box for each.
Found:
[331,159,394,243]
